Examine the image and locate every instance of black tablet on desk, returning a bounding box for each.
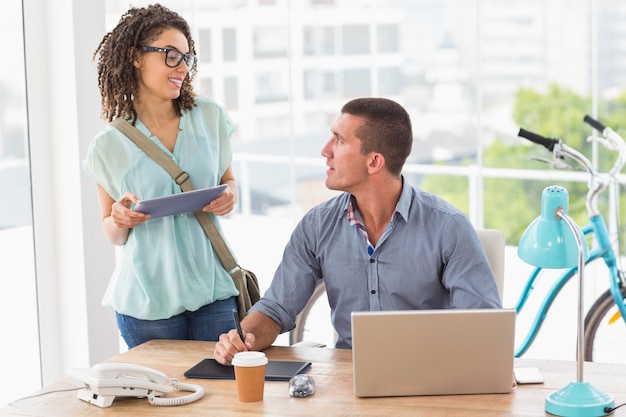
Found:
[133,184,227,219]
[184,358,312,382]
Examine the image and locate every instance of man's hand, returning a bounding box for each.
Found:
[213,312,281,365]
[213,329,255,365]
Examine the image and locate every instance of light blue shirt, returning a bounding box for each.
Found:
[251,178,502,348]
[82,97,239,320]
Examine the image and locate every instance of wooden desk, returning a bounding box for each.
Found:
[2,340,626,416]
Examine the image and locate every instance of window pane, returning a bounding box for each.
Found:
[303,26,335,56]
[377,67,403,95]
[224,76,239,110]
[199,77,213,98]
[0,0,40,406]
[342,24,369,55]
[198,28,211,63]
[255,72,289,103]
[223,28,237,62]
[253,26,288,59]
[342,68,371,96]
[377,23,399,53]
[304,70,337,99]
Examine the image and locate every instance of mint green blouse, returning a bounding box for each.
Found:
[83,97,239,320]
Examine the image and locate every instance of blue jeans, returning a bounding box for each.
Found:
[116,297,238,349]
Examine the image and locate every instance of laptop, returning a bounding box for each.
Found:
[351,309,515,397]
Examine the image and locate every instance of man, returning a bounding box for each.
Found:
[214,97,501,365]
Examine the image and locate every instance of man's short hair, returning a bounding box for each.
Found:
[341,97,413,176]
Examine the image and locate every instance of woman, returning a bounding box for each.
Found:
[83,4,240,348]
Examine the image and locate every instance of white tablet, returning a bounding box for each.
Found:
[133,184,227,219]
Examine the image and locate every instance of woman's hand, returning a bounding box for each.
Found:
[203,187,235,216]
[203,165,238,216]
[110,191,150,228]
[96,186,149,246]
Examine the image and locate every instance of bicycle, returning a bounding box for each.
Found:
[516,115,626,362]
[290,115,626,362]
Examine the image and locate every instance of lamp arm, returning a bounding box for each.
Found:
[556,209,585,382]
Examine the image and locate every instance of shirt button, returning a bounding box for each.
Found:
[371,289,376,295]
[369,258,375,263]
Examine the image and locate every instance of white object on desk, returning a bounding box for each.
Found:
[66,362,204,407]
[514,367,545,384]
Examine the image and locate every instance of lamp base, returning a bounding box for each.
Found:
[545,381,614,416]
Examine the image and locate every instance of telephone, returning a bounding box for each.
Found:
[66,362,204,408]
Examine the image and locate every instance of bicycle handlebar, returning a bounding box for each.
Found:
[583,114,626,177]
[517,128,559,152]
[583,114,607,133]
[518,115,626,218]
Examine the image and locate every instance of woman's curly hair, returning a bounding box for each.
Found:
[93,3,197,123]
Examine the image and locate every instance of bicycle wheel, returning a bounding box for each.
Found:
[583,286,626,363]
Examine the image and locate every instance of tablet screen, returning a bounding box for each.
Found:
[184,358,312,382]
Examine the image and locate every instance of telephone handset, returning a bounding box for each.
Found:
[66,362,204,408]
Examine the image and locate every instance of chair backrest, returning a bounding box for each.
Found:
[476,228,505,301]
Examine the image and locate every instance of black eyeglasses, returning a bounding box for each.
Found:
[140,46,197,69]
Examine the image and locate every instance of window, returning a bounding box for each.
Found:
[342,68,371,97]
[98,0,626,362]
[255,72,289,103]
[198,28,212,63]
[224,76,239,110]
[377,23,399,53]
[200,77,214,98]
[253,26,288,59]
[0,0,40,406]
[341,24,369,55]
[303,26,335,56]
[304,70,337,99]
[377,67,403,95]
[223,28,237,62]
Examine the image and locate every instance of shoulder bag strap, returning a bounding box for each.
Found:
[110,118,239,273]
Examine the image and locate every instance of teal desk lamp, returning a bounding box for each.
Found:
[518,185,614,416]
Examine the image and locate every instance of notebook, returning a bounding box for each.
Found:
[184,358,311,382]
[351,309,515,397]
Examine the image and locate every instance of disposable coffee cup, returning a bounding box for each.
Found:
[232,351,268,402]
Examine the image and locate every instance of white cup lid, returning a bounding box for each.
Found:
[232,351,268,367]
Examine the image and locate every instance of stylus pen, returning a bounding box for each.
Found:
[232,309,245,344]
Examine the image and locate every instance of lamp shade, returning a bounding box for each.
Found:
[517,186,588,269]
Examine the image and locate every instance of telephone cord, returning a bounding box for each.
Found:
[148,378,205,406]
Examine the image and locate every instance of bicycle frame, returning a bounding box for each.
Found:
[514,213,624,357]
[515,116,626,358]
